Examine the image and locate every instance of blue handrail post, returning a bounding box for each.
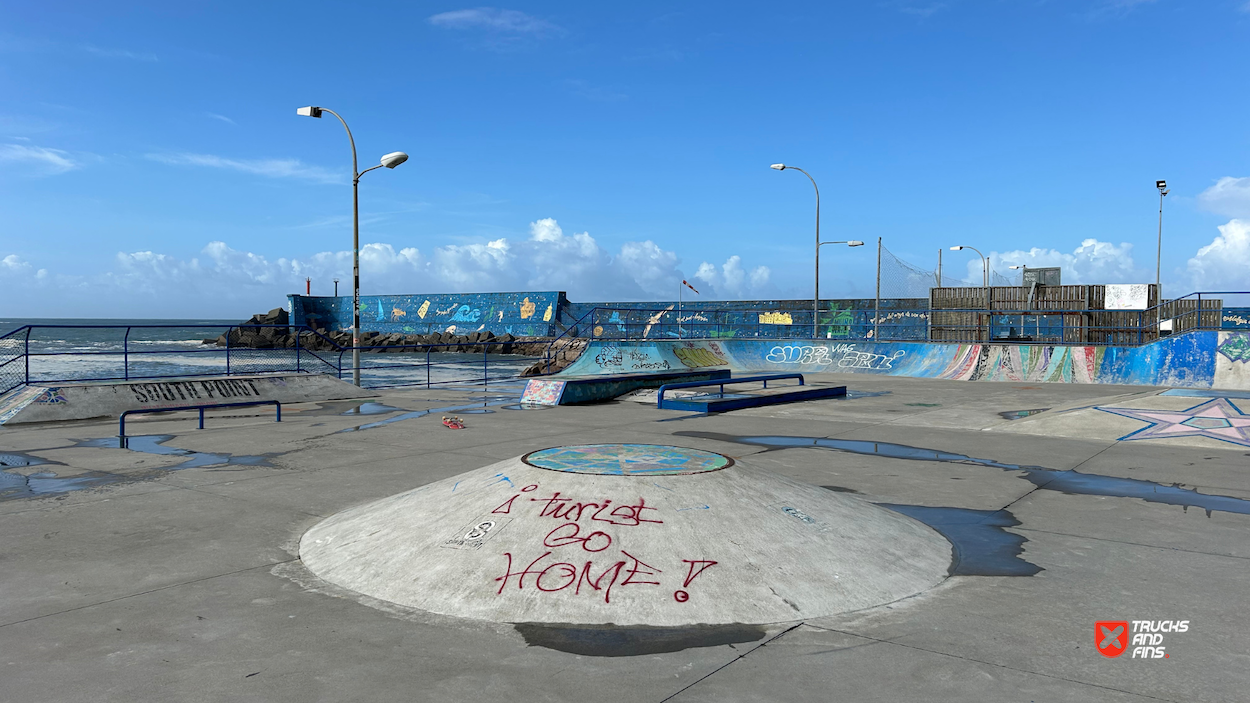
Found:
[24,326,31,385]
[225,326,232,376]
[426,346,431,389]
[124,327,131,381]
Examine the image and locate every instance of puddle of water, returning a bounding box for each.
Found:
[905,403,941,407]
[876,503,1040,577]
[513,623,767,657]
[678,432,1250,517]
[337,400,513,432]
[1,469,127,500]
[74,435,271,470]
[501,403,554,411]
[998,408,1050,421]
[846,390,890,399]
[341,402,404,416]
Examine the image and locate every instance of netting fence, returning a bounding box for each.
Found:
[878,244,1020,299]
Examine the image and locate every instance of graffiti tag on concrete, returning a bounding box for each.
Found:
[1218,335,1250,364]
[490,482,718,604]
[766,344,905,370]
[129,379,264,403]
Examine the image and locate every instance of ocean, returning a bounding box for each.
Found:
[0,318,534,390]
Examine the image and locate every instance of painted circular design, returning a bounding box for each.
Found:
[522,443,733,476]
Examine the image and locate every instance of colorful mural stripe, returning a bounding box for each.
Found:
[559,332,1250,391]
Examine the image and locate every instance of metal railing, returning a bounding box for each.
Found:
[0,323,535,396]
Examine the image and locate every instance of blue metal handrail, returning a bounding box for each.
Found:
[118,399,281,448]
[657,373,806,407]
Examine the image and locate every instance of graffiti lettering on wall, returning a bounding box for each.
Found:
[759,312,793,325]
[128,379,264,403]
[628,349,671,371]
[1218,334,1250,363]
[766,344,906,370]
[674,345,729,369]
[489,482,718,604]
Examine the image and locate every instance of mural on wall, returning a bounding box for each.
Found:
[558,331,1245,391]
[1097,398,1250,448]
[289,292,564,338]
[1214,332,1250,390]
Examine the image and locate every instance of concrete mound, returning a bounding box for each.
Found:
[300,444,952,626]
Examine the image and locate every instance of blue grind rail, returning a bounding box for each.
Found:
[119,400,281,448]
[657,374,848,413]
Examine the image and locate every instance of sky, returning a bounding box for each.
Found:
[2,0,1249,318]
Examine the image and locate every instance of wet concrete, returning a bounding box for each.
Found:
[74,435,272,470]
[337,400,512,433]
[877,504,1040,577]
[998,408,1050,420]
[680,431,1250,517]
[341,402,404,416]
[513,622,767,656]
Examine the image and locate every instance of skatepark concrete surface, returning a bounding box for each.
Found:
[2,372,1249,702]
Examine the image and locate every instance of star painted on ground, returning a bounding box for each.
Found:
[1097,397,1250,448]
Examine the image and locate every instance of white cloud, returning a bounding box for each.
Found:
[428,8,559,33]
[694,256,773,299]
[1197,177,1250,218]
[82,45,158,62]
[1185,219,1250,292]
[146,152,340,184]
[985,239,1145,285]
[0,219,781,316]
[206,112,236,125]
[1,254,48,281]
[0,143,79,175]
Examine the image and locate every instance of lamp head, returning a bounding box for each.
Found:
[296,106,323,118]
[1156,179,1167,191]
[950,245,964,251]
[1008,265,1024,270]
[380,151,409,169]
[847,240,864,247]
[770,163,786,171]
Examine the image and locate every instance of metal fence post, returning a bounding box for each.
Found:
[874,237,882,340]
[225,326,232,376]
[24,326,31,385]
[123,327,131,381]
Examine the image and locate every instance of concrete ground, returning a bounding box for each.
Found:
[1,374,1247,702]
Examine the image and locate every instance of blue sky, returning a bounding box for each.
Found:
[2,0,1249,318]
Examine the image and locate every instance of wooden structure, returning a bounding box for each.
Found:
[928,284,1219,345]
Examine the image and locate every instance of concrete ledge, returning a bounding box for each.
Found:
[0,373,375,425]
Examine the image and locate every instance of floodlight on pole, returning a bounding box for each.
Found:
[1156,179,1169,333]
[297,105,407,386]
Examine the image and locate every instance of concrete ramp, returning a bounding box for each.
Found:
[300,444,951,626]
[558,331,1250,390]
[0,373,374,425]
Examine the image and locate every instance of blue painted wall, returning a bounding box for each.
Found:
[287,292,931,339]
[289,292,566,337]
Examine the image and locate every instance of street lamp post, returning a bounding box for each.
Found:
[333,278,339,297]
[297,106,408,386]
[951,245,989,339]
[950,245,988,287]
[1155,180,1169,331]
[771,164,861,338]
